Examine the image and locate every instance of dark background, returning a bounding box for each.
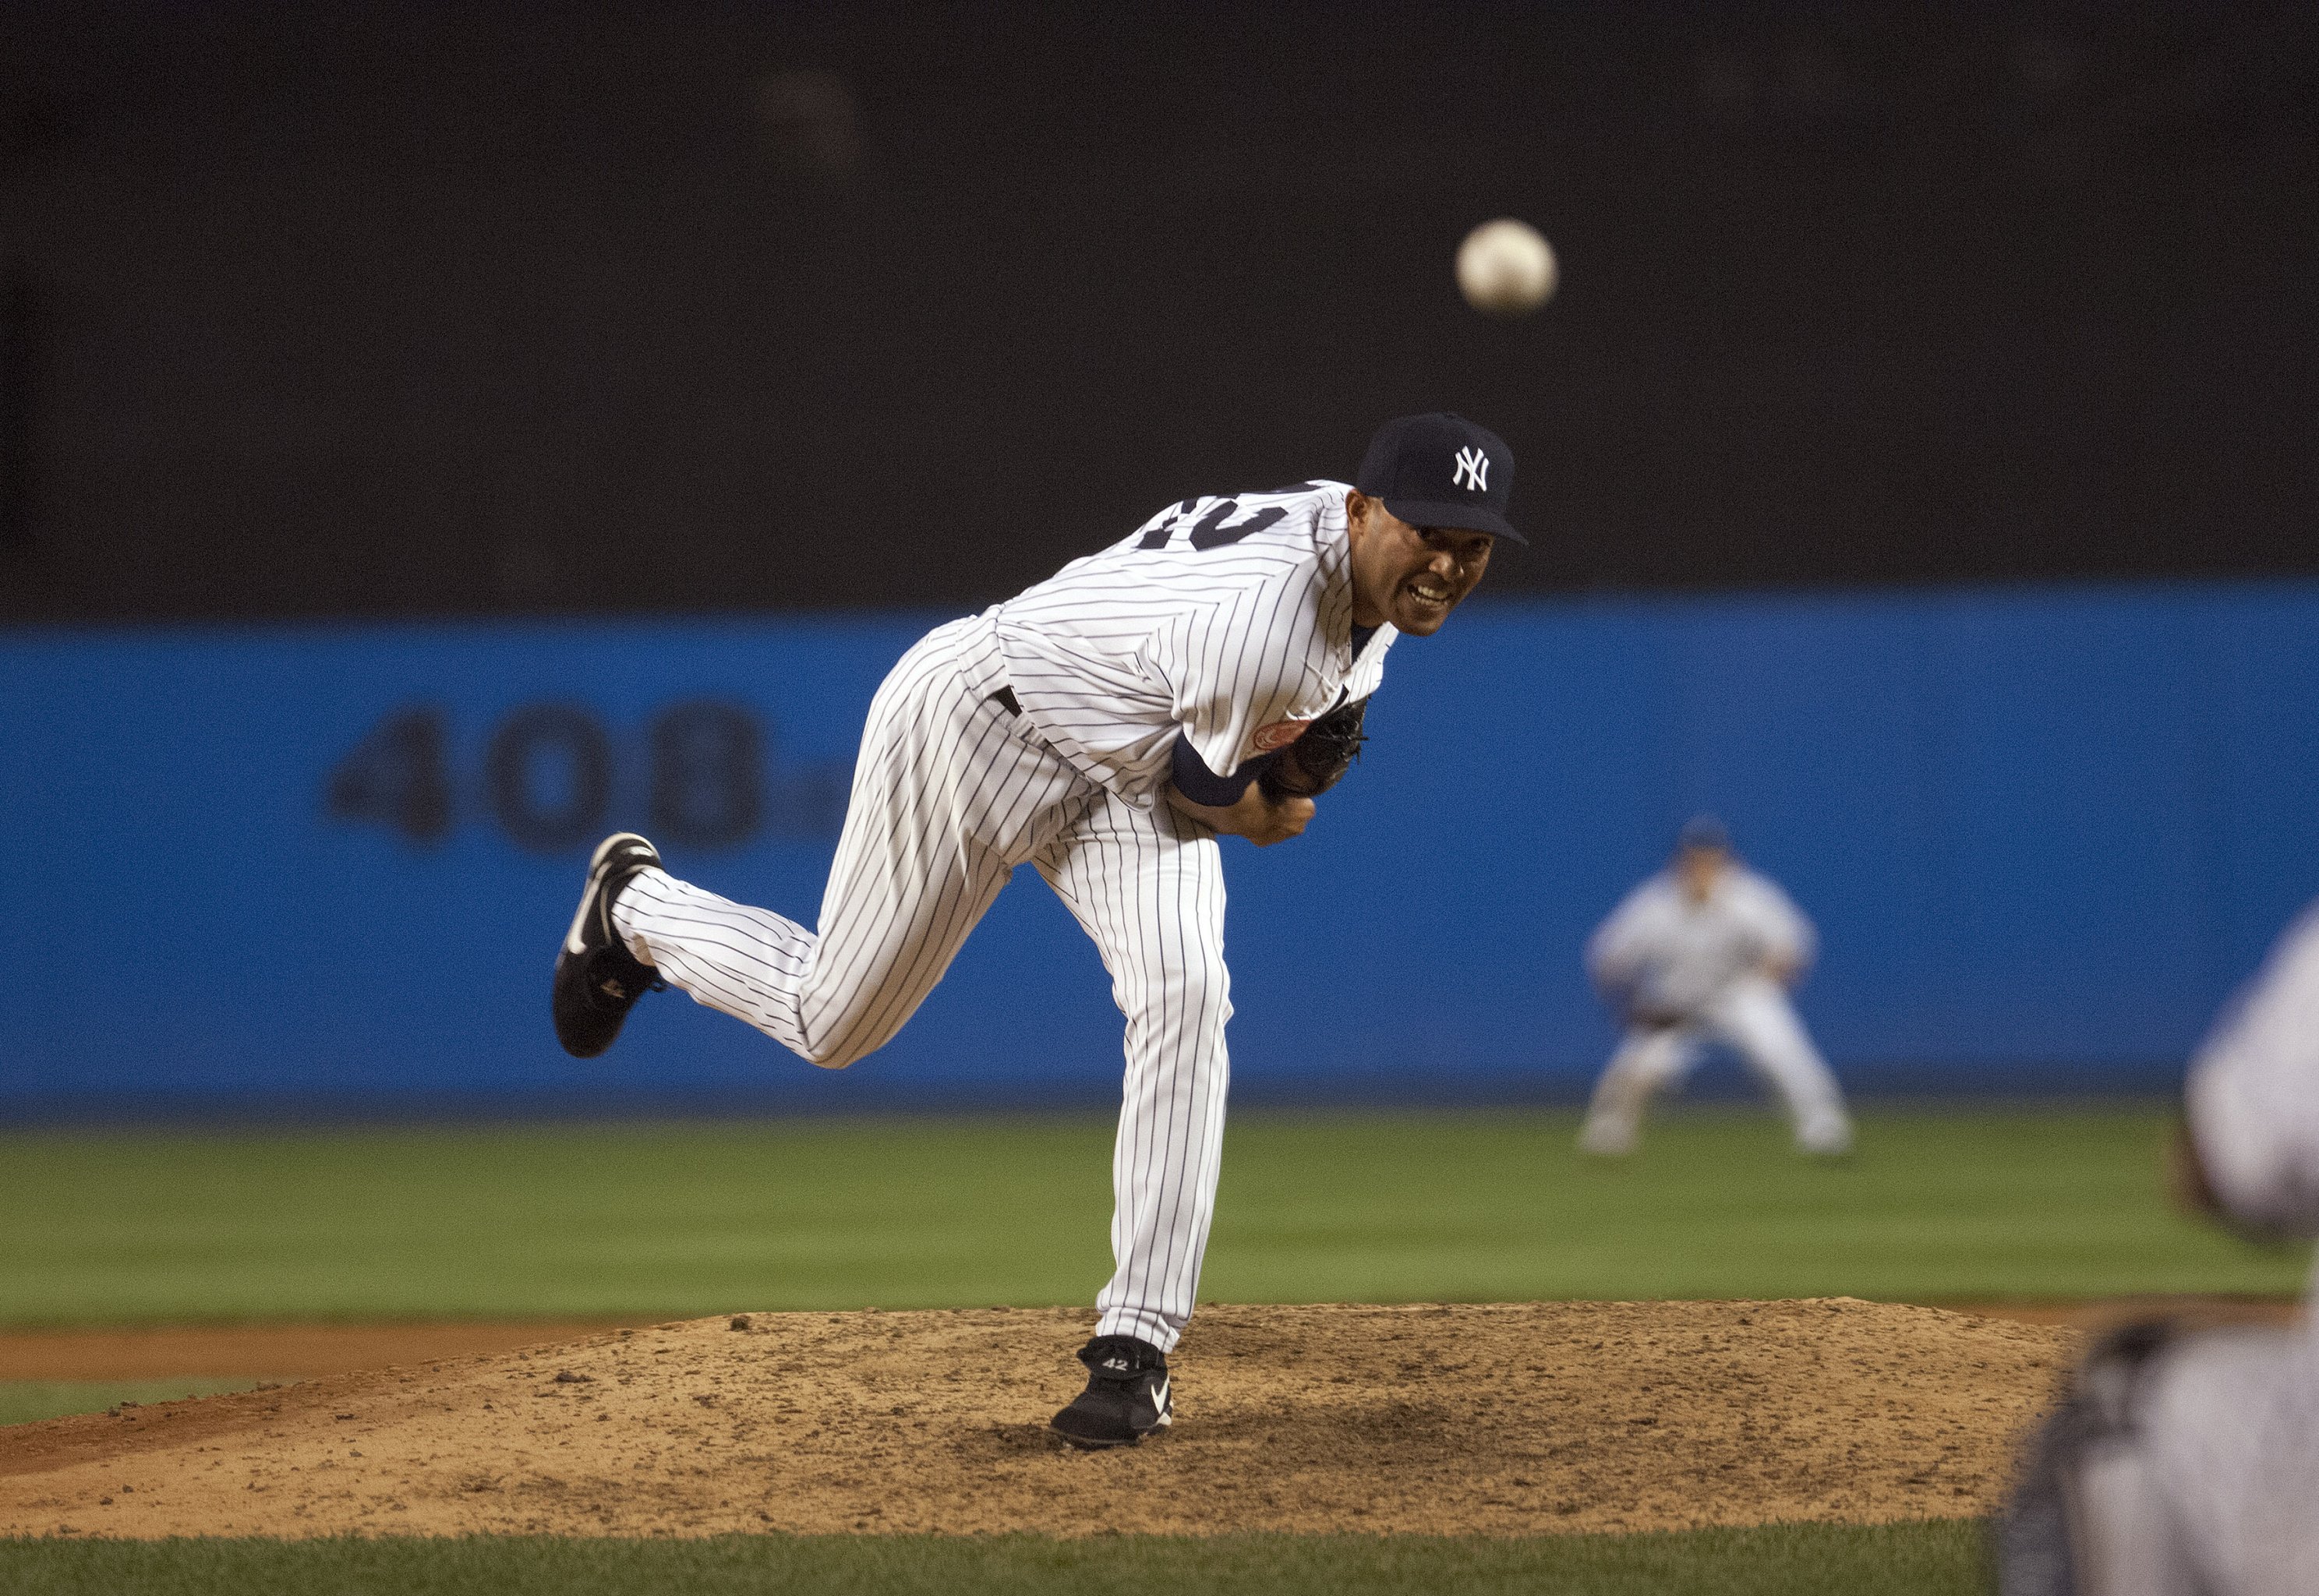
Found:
[1,2,2313,622]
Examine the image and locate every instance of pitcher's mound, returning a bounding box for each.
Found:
[0,1300,2071,1539]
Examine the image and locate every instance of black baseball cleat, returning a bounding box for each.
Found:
[1049,1334,1173,1449]
[553,832,666,1059]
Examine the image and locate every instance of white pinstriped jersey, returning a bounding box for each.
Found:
[606,478,1417,1359]
[990,481,1397,804]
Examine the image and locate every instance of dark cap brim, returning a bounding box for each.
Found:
[1380,498,1526,546]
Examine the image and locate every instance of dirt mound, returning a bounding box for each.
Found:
[0,1321,645,1382]
[0,1300,2073,1539]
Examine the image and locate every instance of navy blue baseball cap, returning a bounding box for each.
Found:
[1356,412,1524,545]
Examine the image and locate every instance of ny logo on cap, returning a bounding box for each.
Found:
[1453,446,1490,492]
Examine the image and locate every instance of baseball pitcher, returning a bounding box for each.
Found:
[550,414,1519,1447]
[1578,816,1852,1156]
[1999,902,2319,1595]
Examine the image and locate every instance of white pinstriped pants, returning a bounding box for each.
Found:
[610,615,1232,1351]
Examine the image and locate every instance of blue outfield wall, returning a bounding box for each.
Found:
[5,579,2319,1119]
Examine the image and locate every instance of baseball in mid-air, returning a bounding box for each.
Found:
[1456,218,1557,315]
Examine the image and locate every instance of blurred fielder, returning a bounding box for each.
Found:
[549,414,1520,1449]
[1579,817,1852,1156]
[2000,901,2319,1596]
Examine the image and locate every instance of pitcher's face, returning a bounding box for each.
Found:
[1345,491,1494,636]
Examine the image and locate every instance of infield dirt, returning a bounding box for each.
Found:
[0,1299,2071,1539]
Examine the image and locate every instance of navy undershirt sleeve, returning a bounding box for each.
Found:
[1170,734,1274,807]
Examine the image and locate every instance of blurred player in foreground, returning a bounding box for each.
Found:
[1578,817,1851,1156]
[550,415,1519,1449]
[2000,902,2319,1596]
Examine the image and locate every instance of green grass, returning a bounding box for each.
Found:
[0,1379,270,1428]
[0,1523,1987,1594]
[0,1103,2299,1328]
[2,1108,2211,1593]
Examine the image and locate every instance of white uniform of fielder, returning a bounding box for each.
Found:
[1578,826,1852,1155]
[1999,902,2319,1596]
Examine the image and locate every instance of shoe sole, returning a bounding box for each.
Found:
[553,832,661,1059]
[1048,1405,1170,1451]
[564,832,656,957]
[1050,1423,1165,1451]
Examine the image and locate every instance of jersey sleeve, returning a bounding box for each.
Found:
[1741,873,1817,972]
[1585,881,1661,993]
[1155,562,1331,778]
[2186,903,2319,1235]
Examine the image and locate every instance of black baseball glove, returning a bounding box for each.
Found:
[1257,697,1370,803]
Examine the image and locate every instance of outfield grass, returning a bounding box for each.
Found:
[0,1379,267,1428]
[0,1103,2300,1326]
[0,1523,1987,1595]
